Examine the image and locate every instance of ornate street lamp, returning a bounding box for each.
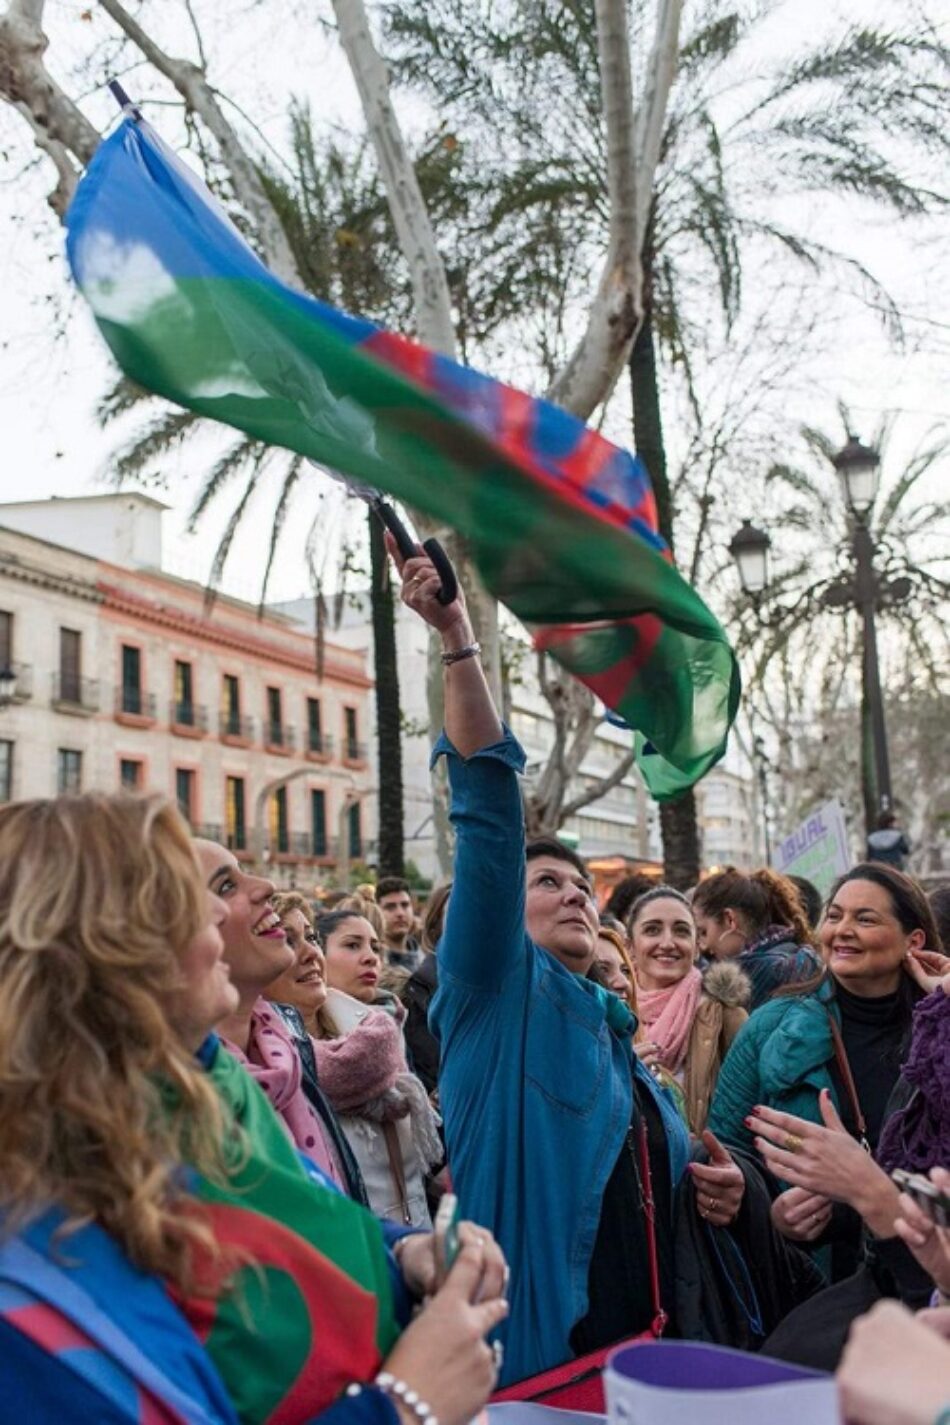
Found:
[728,520,772,596]
[831,435,881,517]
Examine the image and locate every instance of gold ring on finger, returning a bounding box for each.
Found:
[784,1133,804,1154]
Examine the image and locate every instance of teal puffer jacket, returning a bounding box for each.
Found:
[707,979,842,1154]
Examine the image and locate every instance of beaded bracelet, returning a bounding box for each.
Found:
[345,1374,440,1425]
[441,641,481,667]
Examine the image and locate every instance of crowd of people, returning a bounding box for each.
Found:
[0,539,948,1425]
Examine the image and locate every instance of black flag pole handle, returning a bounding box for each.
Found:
[373,500,458,607]
[108,80,142,120]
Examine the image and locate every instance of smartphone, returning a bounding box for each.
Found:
[433,1192,461,1288]
[892,1169,950,1229]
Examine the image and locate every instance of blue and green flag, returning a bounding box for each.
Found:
[65,115,739,798]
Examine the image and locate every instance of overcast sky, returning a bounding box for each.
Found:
[0,0,946,607]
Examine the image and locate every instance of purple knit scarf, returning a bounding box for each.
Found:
[876,987,950,1173]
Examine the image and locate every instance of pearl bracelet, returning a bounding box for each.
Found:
[346,1373,440,1425]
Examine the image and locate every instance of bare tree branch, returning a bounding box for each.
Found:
[0,0,100,179]
[545,0,683,419]
[12,97,79,214]
[330,0,456,356]
[560,745,638,822]
[96,0,302,286]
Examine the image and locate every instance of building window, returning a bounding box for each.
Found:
[0,612,12,671]
[60,628,82,703]
[222,674,241,735]
[57,748,82,795]
[344,706,359,760]
[311,789,327,856]
[270,785,289,854]
[176,768,196,824]
[225,776,246,851]
[173,660,195,725]
[266,687,284,746]
[0,741,12,802]
[307,697,323,754]
[120,758,143,791]
[348,801,362,859]
[121,644,143,714]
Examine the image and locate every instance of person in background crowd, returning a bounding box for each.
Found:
[867,810,912,871]
[264,891,368,1202]
[745,966,950,1370]
[0,794,510,1425]
[377,876,423,971]
[837,1171,950,1425]
[691,866,820,1009]
[404,883,452,1097]
[929,884,950,955]
[390,536,747,1385]
[603,872,658,927]
[708,864,935,1280]
[789,875,823,932]
[627,887,750,1135]
[589,922,637,1006]
[312,909,441,1227]
[194,841,348,1186]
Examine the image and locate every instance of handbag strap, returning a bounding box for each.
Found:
[826,1012,871,1151]
[382,1119,413,1225]
[635,1113,668,1337]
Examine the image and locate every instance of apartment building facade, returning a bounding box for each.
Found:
[0,495,374,887]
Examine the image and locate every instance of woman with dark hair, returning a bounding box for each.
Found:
[691,865,820,1009]
[708,863,937,1279]
[627,886,750,1135]
[273,907,441,1227]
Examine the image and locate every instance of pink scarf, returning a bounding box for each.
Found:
[635,967,703,1072]
[222,997,344,1187]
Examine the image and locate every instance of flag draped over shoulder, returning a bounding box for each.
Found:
[65,116,740,798]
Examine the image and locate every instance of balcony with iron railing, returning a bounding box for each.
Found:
[114,686,157,725]
[264,721,297,756]
[52,673,100,715]
[342,738,368,766]
[305,730,335,762]
[220,711,256,746]
[170,700,209,737]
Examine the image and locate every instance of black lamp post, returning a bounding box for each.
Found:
[830,436,892,816]
[731,434,904,830]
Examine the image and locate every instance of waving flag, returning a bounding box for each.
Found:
[65,115,739,798]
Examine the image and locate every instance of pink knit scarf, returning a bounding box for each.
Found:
[636,967,703,1072]
[222,997,344,1187]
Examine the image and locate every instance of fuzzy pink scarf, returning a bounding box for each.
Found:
[636,967,703,1072]
[222,998,344,1186]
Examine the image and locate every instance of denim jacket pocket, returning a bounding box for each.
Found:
[525,970,608,1118]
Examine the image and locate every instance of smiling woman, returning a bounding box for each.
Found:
[708,863,940,1281]
[627,887,750,1134]
[305,910,442,1228]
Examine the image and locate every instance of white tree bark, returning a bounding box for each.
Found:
[546,0,683,420]
[96,0,302,288]
[330,0,456,357]
[0,0,100,194]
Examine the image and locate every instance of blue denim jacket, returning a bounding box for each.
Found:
[430,729,689,1384]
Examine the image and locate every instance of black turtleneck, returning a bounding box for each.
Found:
[831,981,908,1149]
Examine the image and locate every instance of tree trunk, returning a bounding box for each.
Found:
[629,281,701,887]
[369,510,404,876]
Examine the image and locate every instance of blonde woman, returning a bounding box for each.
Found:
[0,794,507,1425]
